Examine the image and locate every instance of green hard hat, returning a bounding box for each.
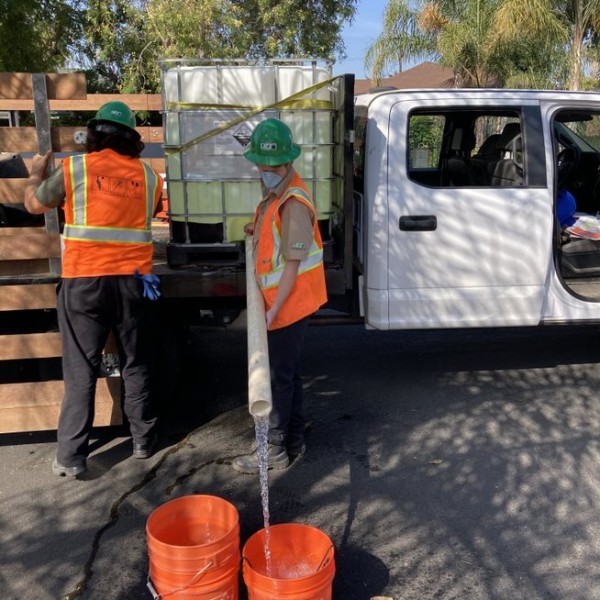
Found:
[244,118,301,166]
[88,100,137,132]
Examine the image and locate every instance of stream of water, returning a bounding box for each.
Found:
[254,414,273,576]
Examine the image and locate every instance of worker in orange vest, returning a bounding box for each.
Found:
[233,118,327,474]
[24,101,163,478]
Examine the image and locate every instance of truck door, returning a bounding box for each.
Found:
[367,97,552,330]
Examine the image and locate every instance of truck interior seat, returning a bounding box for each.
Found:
[471,133,502,184]
[560,238,600,278]
[447,128,476,186]
[491,123,523,186]
[477,133,502,157]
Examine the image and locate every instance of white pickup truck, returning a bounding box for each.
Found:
[160,63,600,331]
[353,88,600,330]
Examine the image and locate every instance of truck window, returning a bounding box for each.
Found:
[407,110,523,188]
[408,114,444,171]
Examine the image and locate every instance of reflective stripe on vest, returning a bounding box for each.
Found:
[64,155,158,244]
[63,224,152,243]
[258,187,323,290]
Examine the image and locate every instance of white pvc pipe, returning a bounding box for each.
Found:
[245,234,272,418]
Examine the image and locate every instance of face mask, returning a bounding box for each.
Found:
[260,171,283,190]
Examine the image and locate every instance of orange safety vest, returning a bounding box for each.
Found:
[61,149,162,278]
[253,172,327,330]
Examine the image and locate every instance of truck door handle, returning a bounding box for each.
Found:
[399,215,437,231]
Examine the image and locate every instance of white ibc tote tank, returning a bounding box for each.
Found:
[161,59,337,252]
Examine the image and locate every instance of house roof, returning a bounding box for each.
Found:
[354,62,456,95]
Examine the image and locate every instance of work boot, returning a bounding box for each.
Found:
[288,442,306,459]
[287,433,306,459]
[52,457,87,478]
[232,443,289,474]
[132,433,158,459]
[249,438,306,460]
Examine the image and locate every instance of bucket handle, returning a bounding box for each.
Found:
[317,544,335,572]
[146,560,213,599]
[147,578,160,600]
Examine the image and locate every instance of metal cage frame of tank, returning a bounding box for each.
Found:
[159,58,346,268]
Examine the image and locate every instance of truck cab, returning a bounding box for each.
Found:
[353,89,600,330]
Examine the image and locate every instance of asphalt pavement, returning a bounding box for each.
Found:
[2,323,600,599]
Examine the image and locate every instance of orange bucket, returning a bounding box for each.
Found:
[242,523,335,600]
[146,495,240,598]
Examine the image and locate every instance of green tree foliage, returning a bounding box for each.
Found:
[80,0,357,93]
[76,0,147,92]
[129,0,255,92]
[494,0,600,90]
[431,0,502,86]
[368,0,599,90]
[0,0,356,93]
[254,0,355,58]
[365,0,435,81]
[0,0,83,72]
[429,0,565,87]
[408,115,443,167]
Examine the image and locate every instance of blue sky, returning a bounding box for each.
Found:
[332,0,389,78]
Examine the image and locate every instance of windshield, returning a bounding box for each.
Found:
[554,113,600,152]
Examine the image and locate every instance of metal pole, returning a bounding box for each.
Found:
[32,73,61,275]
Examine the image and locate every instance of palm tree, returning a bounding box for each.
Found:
[492,0,600,90]
[365,0,435,82]
[365,0,522,87]
[423,0,502,86]
[366,0,600,89]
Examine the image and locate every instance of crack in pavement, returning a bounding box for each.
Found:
[62,432,194,600]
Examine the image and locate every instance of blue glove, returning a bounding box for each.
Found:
[134,269,161,301]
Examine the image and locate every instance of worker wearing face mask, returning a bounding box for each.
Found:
[233,118,327,474]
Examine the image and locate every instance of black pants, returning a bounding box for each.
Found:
[267,316,310,448]
[56,276,156,468]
